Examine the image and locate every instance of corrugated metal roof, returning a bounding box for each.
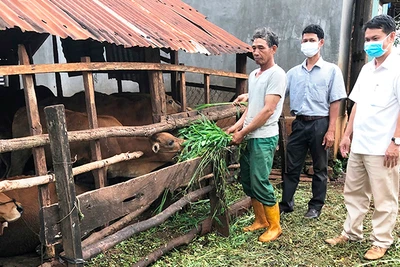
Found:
[0,0,251,55]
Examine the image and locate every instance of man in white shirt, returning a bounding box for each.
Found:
[325,14,400,261]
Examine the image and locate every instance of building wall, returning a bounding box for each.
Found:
[179,0,351,83]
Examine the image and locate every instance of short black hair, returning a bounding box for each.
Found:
[252,27,279,47]
[363,14,396,34]
[302,24,324,40]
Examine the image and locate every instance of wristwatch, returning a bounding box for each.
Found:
[391,137,400,145]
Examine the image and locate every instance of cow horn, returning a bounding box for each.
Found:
[152,143,160,153]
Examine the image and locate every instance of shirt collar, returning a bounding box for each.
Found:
[379,52,398,70]
[368,51,398,71]
[301,57,325,70]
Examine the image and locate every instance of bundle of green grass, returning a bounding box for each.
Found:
[178,116,234,186]
[177,116,234,212]
[177,117,232,163]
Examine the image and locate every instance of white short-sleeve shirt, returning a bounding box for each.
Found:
[244,64,287,139]
[349,52,400,155]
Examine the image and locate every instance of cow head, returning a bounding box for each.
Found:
[166,95,192,113]
[0,193,23,230]
[150,132,184,161]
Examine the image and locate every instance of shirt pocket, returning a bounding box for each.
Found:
[310,84,328,103]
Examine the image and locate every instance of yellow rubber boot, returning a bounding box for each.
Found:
[243,198,269,232]
[258,203,282,242]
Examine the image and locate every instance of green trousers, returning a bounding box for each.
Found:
[239,136,278,206]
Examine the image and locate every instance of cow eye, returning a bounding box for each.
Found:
[168,99,173,104]
[168,140,174,146]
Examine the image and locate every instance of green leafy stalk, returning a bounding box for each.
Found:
[195,102,247,111]
[177,116,233,216]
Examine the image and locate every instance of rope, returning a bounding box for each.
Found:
[57,198,84,223]
[0,199,16,205]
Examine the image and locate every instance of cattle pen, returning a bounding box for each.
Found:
[0,42,256,266]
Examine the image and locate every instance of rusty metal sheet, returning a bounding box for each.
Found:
[0,0,251,55]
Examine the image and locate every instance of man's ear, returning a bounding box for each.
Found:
[272,45,278,53]
[319,39,325,47]
[389,31,396,43]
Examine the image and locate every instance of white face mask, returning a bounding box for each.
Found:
[301,41,320,58]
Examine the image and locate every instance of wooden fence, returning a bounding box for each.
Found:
[0,44,249,266]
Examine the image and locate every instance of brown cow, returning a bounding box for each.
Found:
[0,192,23,236]
[8,107,123,178]
[8,107,183,179]
[40,91,183,126]
[0,177,88,257]
[0,85,55,178]
[107,132,184,179]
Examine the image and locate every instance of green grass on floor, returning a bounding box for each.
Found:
[87,181,400,267]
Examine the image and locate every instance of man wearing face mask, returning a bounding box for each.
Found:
[325,14,400,261]
[278,24,347,219]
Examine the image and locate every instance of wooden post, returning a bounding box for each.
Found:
[179,72,187,112]
[18,44,54,257]
[204,74,210,104]
[117,77,123,93]
[148,70,167,123]
[332,0,372,158]
[81,57,106,189]
[208,153,230,237]
[52,35,63,98]
[235,54,247,96]
[44,105,83,267]
[278,115,288,176]
[145,48,166,123]
[208,164,230,237]
[170,50,179,100]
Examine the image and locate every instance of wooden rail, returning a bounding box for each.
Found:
[0,106,245,153]
[0,62,248,79]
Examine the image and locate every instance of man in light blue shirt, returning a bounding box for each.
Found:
[280,24,347,218]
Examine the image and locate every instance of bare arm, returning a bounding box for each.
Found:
[323,100,341,149]
[233,93,249,105]
[226,108,248,134]
[385,112,400,168]
[339,103,357,157]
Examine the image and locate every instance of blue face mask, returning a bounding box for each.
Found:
[364,35,390,58]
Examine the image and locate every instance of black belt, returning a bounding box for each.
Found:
[296,115,328,121]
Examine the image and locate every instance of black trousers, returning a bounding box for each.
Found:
[280,117,329,211]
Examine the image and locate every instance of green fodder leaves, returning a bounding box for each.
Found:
[177,116,232,162]
[194,102,247,111]
[177,116,233,215]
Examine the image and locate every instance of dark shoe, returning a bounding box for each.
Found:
[304,208,320,219]
[279,202,294,214]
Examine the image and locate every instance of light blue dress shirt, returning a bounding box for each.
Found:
[286,57,347,116]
